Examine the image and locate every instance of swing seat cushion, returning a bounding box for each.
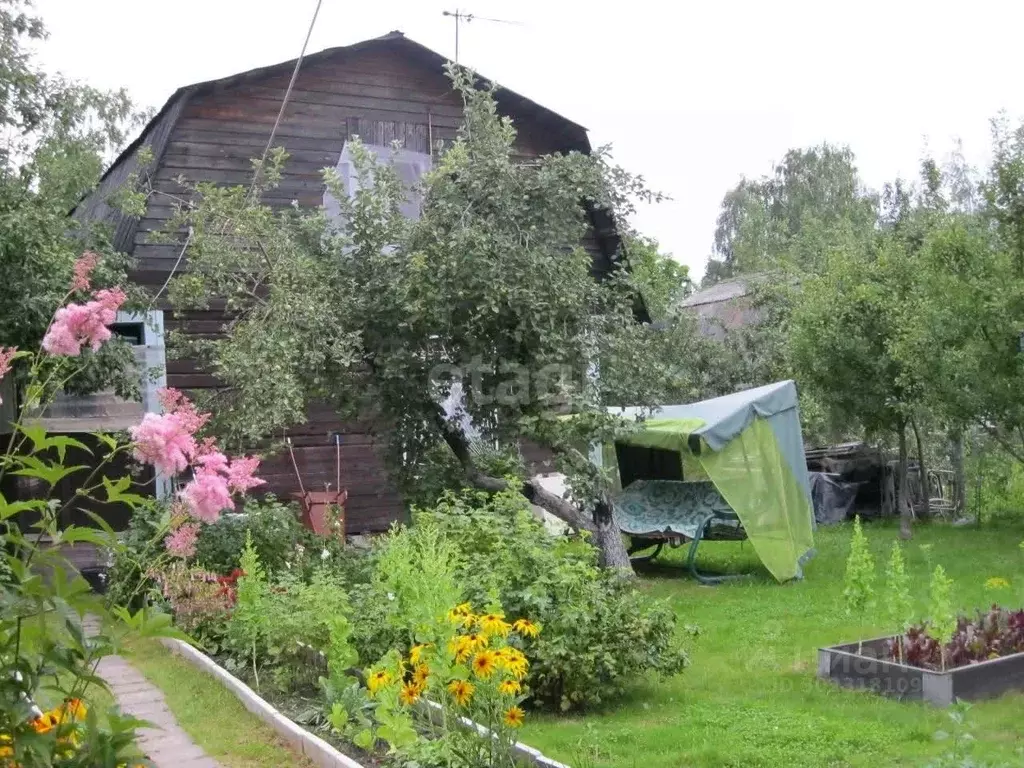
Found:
[612,479,741,540]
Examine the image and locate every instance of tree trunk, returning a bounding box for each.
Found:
[911,415,929,519]
[898,420,913,540]
[593,496,633,571]
[948,428,966,518]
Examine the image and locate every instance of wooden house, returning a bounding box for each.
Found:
[71,31,630,534]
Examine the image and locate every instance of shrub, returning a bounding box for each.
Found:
[106,498,171,611]
[413,488,689,711]
[347,518,463,667]
[194,494,305,575]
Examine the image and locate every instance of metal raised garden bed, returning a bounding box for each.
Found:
[818,635,1024,707]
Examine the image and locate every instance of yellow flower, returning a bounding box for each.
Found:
[447,603,476,628]
[447,678,475,707]
[31,711,58,734]
[399,682,421,705]
[985,576,1010,590]
[478,612,511,637]
[448,635,474,662]
[503,706,525,728]
[512,618,540,638]
[409,643,430,664]
[413,663,430,687]
[367,668,393,695]
[496,647,529,679]
[56,698,86,724]
[498,678,522,696]
[466,632,489,650]
[471,650,498,679]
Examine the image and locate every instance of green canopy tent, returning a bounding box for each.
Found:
[604,380,815,583]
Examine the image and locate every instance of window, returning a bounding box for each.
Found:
[324,141,433,222]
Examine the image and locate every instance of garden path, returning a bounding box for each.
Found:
[95,653,221,767]
[85,618,220,767]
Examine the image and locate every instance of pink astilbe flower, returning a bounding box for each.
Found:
[72,252,100,291]
[158,388,211,435]
[179,468,233,523]
[195,450,229,473]
[41,287,127,357]
[0,346,15,405]
[129,412,197,476]
[226,456,265,494]
[165,522,200,558]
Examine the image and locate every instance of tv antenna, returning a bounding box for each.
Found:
[442,9,524,64]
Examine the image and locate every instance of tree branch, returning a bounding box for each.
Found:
[434,411,596,533]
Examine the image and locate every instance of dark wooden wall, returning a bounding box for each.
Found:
[123,45,578,533]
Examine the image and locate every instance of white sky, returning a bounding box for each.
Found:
[34,0,1024,280]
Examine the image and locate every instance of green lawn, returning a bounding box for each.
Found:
[122,638,314,768]
[522,522,1024,768]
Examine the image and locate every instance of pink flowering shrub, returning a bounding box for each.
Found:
[71,252,100,292]
[129,386,264,545]
[42,287,127,356]
[165,522,200,558]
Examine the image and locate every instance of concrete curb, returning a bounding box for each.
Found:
[160,638,366,768]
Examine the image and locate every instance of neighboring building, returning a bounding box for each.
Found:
[677,276,760,339]
[68,31,629,534]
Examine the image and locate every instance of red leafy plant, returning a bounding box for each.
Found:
[888,606,1024,671]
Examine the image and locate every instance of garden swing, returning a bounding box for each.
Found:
[605,381,816,584]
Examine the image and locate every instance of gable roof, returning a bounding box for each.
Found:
[87,30,590,196]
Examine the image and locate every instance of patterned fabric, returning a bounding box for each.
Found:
[612,479,740,538]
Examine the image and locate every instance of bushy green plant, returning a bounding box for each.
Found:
[885,540,913,663]
[261,567,351,691]
[193,495,304,575]
[408,488,688,711]
[372,518,464,644]
[226,532,269,688]
[929,565,957,671]
[843,515,876,632]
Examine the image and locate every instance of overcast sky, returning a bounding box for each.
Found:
[34,0,1024,280]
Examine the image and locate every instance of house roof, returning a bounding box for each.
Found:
[88,30,591,193]
[679,277,754,309]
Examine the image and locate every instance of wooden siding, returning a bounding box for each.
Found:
[129,45,588,533]
[74,94,186,252]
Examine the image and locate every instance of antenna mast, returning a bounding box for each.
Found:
[442,9,524,64]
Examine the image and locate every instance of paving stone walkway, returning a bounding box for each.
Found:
[95,653,221,768]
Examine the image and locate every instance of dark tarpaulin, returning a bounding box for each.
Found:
[810,472,860,525]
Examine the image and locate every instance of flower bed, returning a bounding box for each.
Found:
[819,607,1024,706]
[161,638,371,768]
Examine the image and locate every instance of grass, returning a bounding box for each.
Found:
[121,638,315,768]
[522,521,1024,768]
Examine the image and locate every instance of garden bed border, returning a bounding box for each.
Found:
[818,634,1024,707]
[160,638,367,768]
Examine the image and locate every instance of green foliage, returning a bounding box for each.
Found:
[371,519,464,644]
[624,233,691,320]
[261,568,351,691]
[706,144,877,281]
[0,0,147,396]
[412,488,688,711]
[105,498,170,611]
[885,540,914,634]
[929,565,957,661]
[193,495,307,576]
[843,516,875,620]
[227,532,269,689]
[925,701,998,768]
